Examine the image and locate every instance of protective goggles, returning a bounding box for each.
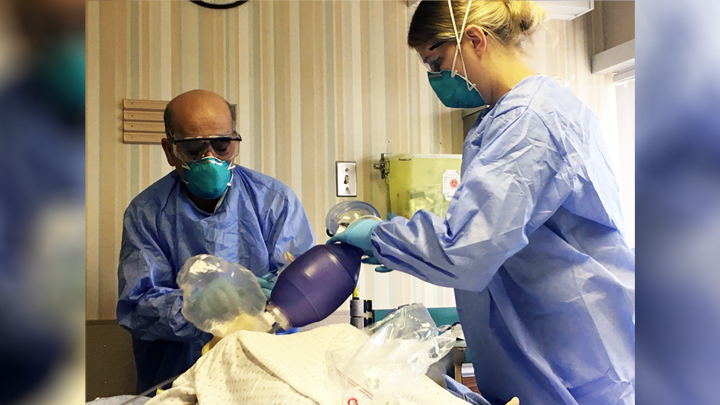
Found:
[420,0,483,75]
[421,39,453,73]
[168,131,242,163]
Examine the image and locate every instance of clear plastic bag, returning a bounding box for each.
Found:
[177,254,269,337]
[327,303,461,404]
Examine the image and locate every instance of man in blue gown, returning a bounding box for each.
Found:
[117,90,315,393]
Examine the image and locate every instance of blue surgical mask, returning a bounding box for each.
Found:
[181,157,233,200]
[427,0,485,109]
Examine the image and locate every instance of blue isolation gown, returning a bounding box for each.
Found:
[371,76,635,405]
[0,74,84,404]
[117,166,315,393]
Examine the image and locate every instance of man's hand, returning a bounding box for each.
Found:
[256,273,276,299]
[193,277,244,317]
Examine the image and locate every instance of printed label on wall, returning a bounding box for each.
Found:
[442,169,461,201]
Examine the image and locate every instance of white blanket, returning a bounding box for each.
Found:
[146,324,471,405]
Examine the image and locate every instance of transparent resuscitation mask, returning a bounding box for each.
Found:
[325,201,382,237]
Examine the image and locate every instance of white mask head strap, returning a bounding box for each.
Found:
[448,0,475,91]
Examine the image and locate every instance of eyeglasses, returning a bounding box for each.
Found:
[168,131,242,162]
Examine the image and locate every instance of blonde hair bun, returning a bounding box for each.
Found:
[506,0,546,37]
[408,1,547,50]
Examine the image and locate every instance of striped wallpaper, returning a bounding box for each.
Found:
[86,0,616,320]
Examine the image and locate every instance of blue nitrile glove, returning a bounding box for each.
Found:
[443,375,493,405]
[256,273,276,299]
[361,254,393,273]
[326,218,380,252]
[276,327,301,335]
[387,213,398,220]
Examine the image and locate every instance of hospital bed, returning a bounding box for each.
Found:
[85,308,485,404]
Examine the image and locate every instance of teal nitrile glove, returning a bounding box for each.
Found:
[361,255,381,265]
[361,254,393,273]
[194,277,245,318]
[325,218,380,252]
[256,273,276,299]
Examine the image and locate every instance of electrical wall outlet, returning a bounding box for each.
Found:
[336,161,357,197]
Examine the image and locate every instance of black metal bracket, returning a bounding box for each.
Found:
[190,0,249,10]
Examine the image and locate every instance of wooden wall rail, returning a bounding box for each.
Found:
[122,99,167,144]
[122,99,237,144]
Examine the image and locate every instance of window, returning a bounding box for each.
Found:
[614,69,635,248]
